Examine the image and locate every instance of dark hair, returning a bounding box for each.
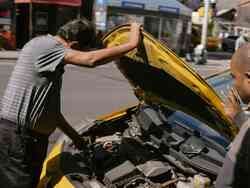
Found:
[57,18,97,50]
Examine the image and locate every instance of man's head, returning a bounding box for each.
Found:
[231,43,250,104]
[57,18,97,50]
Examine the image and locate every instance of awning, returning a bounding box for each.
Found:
[216,8,236,17]
[15,0,81,7]
[216,8,236,21]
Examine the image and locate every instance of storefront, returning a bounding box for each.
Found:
[0,0,12,26]
[237,0,250,29]
[94,0,192,54]
[0,0,16,49]
[14,0,81,48]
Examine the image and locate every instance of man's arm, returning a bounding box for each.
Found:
[57,113,87,149]
[64,23,141,67]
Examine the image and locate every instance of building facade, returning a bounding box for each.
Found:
[237,0,250,29]
[14,0,81,48]
[96,0,192,54]
[0,0,12,26]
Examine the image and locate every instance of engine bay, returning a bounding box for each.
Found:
[61,105,227,188]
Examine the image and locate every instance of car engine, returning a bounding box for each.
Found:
[62,105,226,188]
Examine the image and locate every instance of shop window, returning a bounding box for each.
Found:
[161,18,178,50]
[144,16,160,38]
[35,12,48,32]
[107,13,143,30]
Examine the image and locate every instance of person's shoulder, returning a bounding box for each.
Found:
[33,34,59,45]
[22,35,53,48]
[20,35,65,59]
[30,34,65,52]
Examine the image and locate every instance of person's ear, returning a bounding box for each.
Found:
[245,71,250,81]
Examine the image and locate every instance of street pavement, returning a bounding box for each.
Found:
[192,59,230,77]
[0,51,231,119]
[0,50,19,60]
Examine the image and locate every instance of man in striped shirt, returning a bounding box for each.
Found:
[0,18,141,187]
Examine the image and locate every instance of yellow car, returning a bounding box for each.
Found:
[38,25,237,188]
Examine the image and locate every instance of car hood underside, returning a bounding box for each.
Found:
[103,25,237,139]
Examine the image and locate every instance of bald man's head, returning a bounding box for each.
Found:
[231,43,250,72]
[230,43,250,104]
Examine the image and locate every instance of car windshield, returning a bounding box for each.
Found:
[207,69,249,116]
[206,70,233,102]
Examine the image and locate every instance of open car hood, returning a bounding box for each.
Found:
[103,25,237,140]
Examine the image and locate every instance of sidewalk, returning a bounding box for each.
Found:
[0,50,19,60]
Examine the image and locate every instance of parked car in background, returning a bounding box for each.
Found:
[191,27,220,51]
[221,35,238,52]
[207,36,221,51]
[38,25,237,188]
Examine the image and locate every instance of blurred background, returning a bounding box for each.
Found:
[0,0,248,58]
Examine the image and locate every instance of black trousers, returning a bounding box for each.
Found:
[0,119,48,188]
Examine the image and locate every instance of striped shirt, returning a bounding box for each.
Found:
[0,35,66,135]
